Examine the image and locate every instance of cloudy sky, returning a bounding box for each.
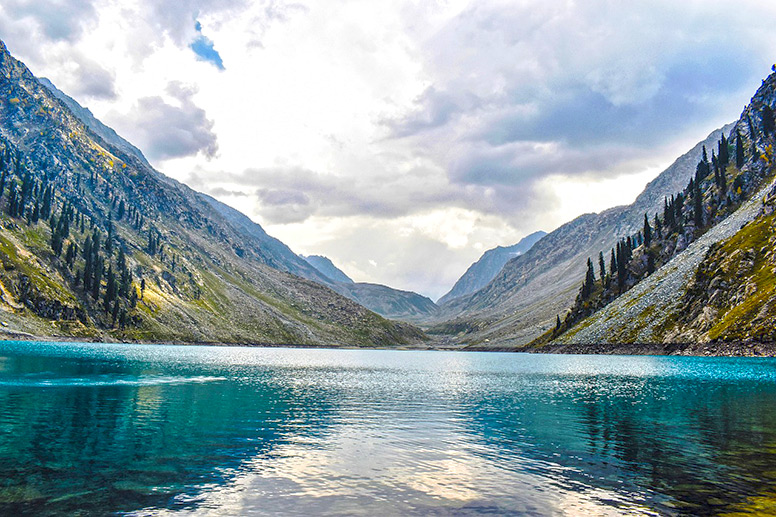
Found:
[2,0,776,299]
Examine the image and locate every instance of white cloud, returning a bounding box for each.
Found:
[107,81,218,161]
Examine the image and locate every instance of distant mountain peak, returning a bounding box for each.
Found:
[438,230,547,305]
[302,255,354,284]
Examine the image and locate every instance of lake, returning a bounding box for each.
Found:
[0,341,775,515]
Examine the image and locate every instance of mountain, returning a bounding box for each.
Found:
[432,125,732,347]
[37,77,338,288]
[302,255,354,283]
[35,63,440,327]
[301,253,438,322]
[438,230,546,305]
[195,193,333,283]
[541,71,776,353]
[332,283,437,323]
[0,40,424,347]
[37,77,152,169]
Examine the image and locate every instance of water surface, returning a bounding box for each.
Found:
[0,341,775,515]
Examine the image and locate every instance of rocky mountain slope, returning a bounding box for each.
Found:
[437,230,546,305]
[432,126,731,347]
[543,72,776,352]
[302,255,354,284]
[332,282,437,323]
[302,254,438,321]
[38,77,153,169]
[0,40,424,347]
[36,62,438,327]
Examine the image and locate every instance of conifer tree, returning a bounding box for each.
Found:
[693,180,703,228]
[598,251,606,285]
[764,105,775,135]
[663,197,674,229]
[616,242,627,293]
[718,133,729,168]
[7,185,18,217]
[581,258,596,300]
[92,256,103,300]
[105,216,113,255]
[736,131,745,168]
[104,266,117,313]
[643,214,652,248]
[111,300,120,327]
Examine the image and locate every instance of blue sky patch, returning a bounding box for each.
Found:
[190,21,224,70]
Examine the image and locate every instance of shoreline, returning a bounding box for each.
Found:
[1,330,775,357]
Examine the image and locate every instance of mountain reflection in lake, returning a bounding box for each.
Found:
[0,341,775,516]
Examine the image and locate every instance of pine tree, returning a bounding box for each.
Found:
[764,105,775,135]
[696,146,711,182]
[598,251,606,285]
[616,242,627,294]
[665,196,677,230]
[643,214,652,248]
[104,266,117,314]
[675,193,685,231]
[718,133,729,168]
[609,248,616,280]
[111,299,120,327]
[92,256,103,300]
[105,215,113,256]
[7,185,18,217]
[736,131,745,168]
[65,241,77,268]
[693,180,703,228]
[581,258,596,300]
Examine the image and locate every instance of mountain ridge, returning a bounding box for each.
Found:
[540,70,776,350]
[431,125,732,347]
[0,39,424,347]
[302,254,354,284]
[438,230,547,305]
[36,72,438,324]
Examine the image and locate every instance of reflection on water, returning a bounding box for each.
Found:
[0,342,775,515]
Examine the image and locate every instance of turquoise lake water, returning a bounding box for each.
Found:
[0,341,775,515]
